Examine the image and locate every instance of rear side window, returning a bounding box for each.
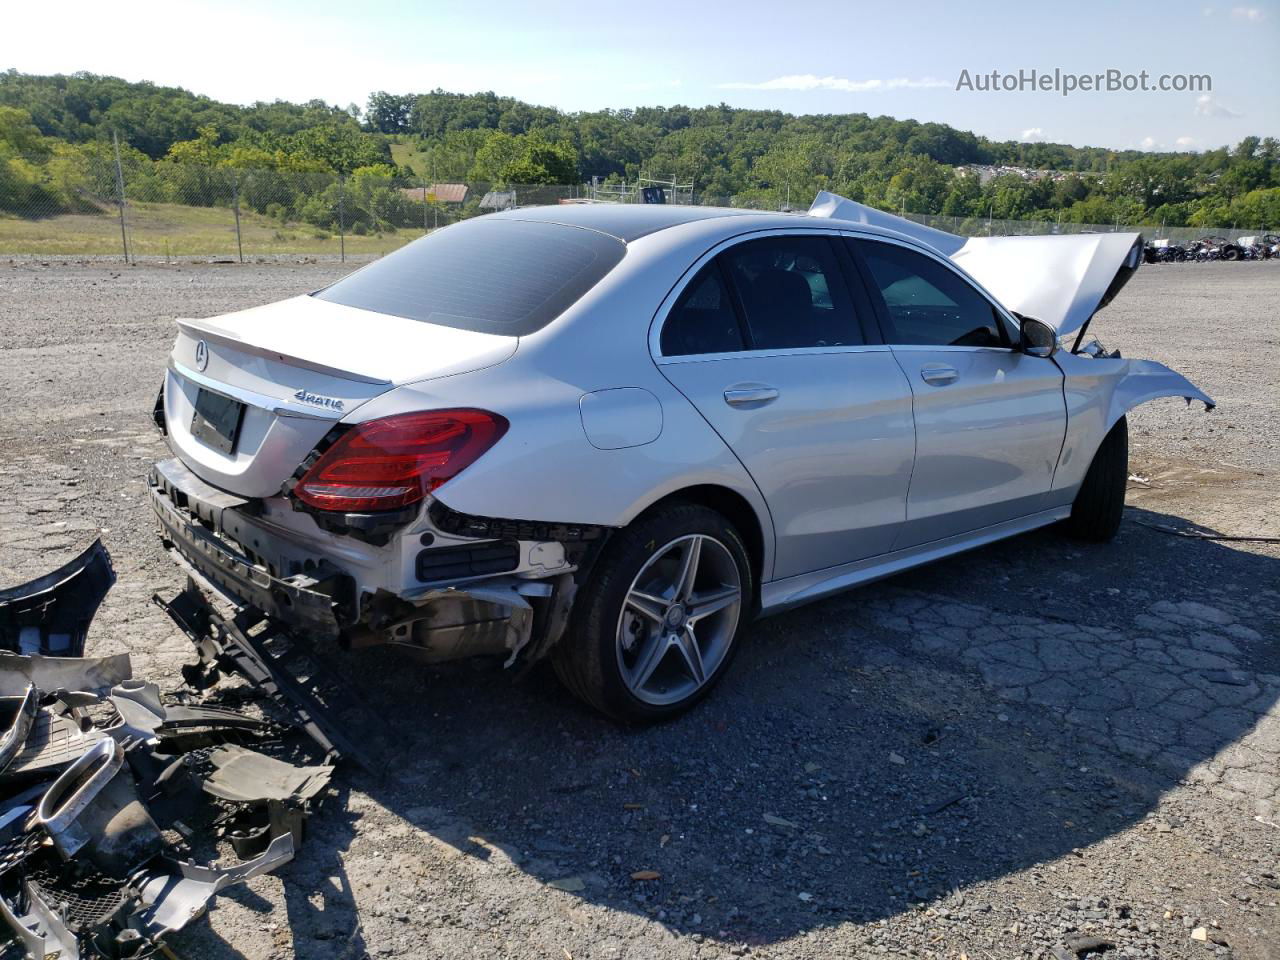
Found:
[660,264,745,356]
[721,236,863,350]
[314,218,625,336]
[852,239,1008,348]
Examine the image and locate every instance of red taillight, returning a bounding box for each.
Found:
[294,409,507,513]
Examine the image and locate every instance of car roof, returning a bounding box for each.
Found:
[486,203,780,242]
[484,202,937,249]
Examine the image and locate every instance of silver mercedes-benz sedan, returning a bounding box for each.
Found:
[149,193,1213,721]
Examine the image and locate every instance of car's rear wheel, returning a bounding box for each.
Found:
[1063,416,1128,542]
[553,503,752,722]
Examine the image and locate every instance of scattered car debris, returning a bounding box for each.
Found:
[0,543,346,958]
[0,540,114,658]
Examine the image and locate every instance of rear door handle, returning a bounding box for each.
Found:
[723,386,780,407]
[920,364,959,385]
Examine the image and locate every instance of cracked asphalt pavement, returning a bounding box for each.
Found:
[0,258,1276,959]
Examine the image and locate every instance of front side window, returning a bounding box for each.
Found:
[852,240,1009,348]
[721,236,863,350]
[314,218,625,336]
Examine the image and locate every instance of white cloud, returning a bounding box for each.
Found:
[885,77,950,89]
[1021,127,1045,142]
[1203,5,1216,13]
[718,74,948,92]
[1194,93,1242,118]
[1231,5,1266,19]
[1175,135,1201,148]
[1140,136,1159,150]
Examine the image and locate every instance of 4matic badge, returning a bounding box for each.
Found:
[293,389,345,411]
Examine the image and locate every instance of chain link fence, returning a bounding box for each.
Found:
[0,151,1263,260]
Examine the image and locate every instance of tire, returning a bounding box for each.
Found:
[552,502,753,722]
[1222,247,1240,261]
[1064,416,1128,542]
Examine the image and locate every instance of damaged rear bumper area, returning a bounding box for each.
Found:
[0,543,344,959]
[149,457,602,668]
[150,458,344,639]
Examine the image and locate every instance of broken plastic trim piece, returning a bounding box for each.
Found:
[201,745,332,805]
[37,738,164,875]
[0,539,115,657]
[134,832,295,940]
[0,537,334,958]
[0,686,39,776]
[155,586,382,775]
[0,651,132,698]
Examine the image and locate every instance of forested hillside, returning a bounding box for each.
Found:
[2,70,1277,230]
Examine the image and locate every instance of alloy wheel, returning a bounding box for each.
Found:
[615,534,743,706]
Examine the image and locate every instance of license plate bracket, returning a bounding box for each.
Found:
[191,387,245,455]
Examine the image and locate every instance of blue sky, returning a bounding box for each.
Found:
[4,0,1276,151]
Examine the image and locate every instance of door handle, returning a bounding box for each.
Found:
[920,364,959,385]
[723,386,779,407]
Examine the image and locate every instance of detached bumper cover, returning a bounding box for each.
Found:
[0,539,114,657]
[149,459,344,638]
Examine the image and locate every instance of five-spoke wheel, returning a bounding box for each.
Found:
[552,502,753,721]
[617,534,743,706]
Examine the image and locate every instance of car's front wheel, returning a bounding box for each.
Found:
[1063,416,1128,542]
[553,503,752,722]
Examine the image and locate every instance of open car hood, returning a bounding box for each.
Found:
[809,192,1144,340]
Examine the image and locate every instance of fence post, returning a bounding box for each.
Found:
[111,130,129,264]
[232,170,244,263]
[338,174,346,263]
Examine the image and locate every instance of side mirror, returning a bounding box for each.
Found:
[1019,317,1058,358]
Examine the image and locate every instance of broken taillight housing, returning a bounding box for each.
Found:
[293,409,508,512]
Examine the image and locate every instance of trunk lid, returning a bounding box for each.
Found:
[163,295,517,498]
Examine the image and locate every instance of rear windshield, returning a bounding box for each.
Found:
[313,218,625,336]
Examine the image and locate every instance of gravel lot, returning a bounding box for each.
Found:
[0,258,1277,960]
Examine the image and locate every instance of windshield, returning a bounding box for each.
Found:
[313,217,625,336]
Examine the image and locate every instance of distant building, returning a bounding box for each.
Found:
[479,190,518,211]
[401,183,469,204]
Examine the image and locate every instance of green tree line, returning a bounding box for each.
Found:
[3,70,1278,233]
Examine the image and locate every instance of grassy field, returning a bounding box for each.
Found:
[389,141,430,178]
[0,201,424,257]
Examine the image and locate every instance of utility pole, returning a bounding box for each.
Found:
[231,171,243,263]
[338,174,346,264]
[112,130,129,264]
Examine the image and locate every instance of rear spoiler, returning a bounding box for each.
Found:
[809,192,1143,345]
[175,318,392,385]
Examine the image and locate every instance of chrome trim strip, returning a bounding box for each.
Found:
[168,359,337,421]
[657,343,891,365]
